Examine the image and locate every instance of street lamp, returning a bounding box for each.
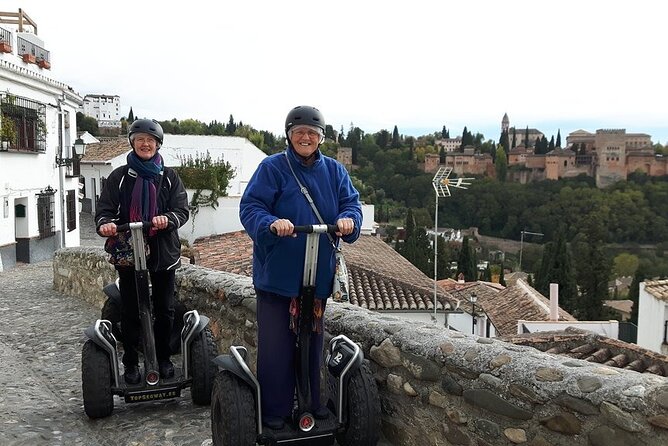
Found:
[55,137,86,167]
[518,229,544,272]
[469,292,478,334]
[431,167,473,323]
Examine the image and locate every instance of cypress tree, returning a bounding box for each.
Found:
[499,262,507,286]
[572,216,611,320]
[457,236,477,282]
[391,125,401,148]
[628,266,646,325]
[535,228,578,314]
[524,126,529,148]
[495,145,508,182]
[556,129,562,148]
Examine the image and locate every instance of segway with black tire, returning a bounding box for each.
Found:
[210,224,381,446]
[81,221,218,418]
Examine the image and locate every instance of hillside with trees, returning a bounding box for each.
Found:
[119,114,668,314]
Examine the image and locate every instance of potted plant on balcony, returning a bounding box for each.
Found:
[22,53,36,64]
[1,118,17,150]
[37,58,50,69]
[0,41,11,53]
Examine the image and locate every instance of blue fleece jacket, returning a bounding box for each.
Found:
[239,147,362,299]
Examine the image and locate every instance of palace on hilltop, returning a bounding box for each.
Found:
[419,113,666,188]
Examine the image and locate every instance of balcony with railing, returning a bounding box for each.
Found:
[17,35,51,68]
[0,26,11,53]
[1,9,50,69]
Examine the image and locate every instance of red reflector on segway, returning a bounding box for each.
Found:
[146,371,159,385]
[299,414,315,432]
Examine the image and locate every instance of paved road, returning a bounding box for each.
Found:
[0,214,392,446]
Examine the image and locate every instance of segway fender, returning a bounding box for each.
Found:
[83,319,121,388]
[327,335,363,378]
[212,352,258,392]
[102,280,122,304]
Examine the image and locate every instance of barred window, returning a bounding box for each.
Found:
[67,189,76,231]
[0,94,47,153]
[37,187,56,239]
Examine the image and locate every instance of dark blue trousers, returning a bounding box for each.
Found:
[256,289,326,418]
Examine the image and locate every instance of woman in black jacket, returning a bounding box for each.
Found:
[95,119,189,385]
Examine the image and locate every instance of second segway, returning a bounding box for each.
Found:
[210,224,381,446]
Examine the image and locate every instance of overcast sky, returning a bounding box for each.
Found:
[12,1,668,143]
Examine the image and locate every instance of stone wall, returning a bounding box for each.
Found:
[54,247,668,446]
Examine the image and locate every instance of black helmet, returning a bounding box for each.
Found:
[285,106,325,134]
[128,119,164,146]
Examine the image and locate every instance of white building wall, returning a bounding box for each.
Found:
[0,30,83,269]
[637,282,668,353]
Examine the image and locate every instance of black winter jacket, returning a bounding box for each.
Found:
[95,164,189,272]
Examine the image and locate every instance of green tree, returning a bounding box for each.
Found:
[524,126,529,148]
[225,115,237,134]
[499,129,509,155]
[613,253,640,278]
[391,125,401,148]
[436,235,452,280]
[499,263,507,286]
[76,112,99,135]
[127,107,134,123]
[396,208,432,276]
[572,215,611,320]
[441,126,449,138]
[556,129,562,148]
[456,236,477,281]
[495,145,508,182]
[535,228,578,313]
[628,266,646,325]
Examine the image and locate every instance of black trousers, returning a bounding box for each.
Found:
[117,267,175,367]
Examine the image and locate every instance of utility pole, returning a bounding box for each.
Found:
[431,167,472,323]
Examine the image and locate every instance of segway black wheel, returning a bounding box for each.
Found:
[81,339,114,419]
[211,371,257,446]
[189,327,218,405]
[335,360,381,446]
[101,297,122,341]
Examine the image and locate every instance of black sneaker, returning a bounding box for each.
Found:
[313,406,330,420]
[124,365,141,385]
[159,359,174,379]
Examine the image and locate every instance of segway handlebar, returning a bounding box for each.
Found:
[271,223,339,235]
[115,221,152,233]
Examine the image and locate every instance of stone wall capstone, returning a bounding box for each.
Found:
[54,248,668,446]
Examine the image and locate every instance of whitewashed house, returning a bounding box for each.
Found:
[637,280,668,355]
[0,9,83,271]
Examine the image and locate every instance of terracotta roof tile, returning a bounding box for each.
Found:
[80,137,130,163]
[191,233,456,311]
[504,328,668,376]
[645,279,668,301]
[446,279,576,337]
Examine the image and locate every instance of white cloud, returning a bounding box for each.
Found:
[11,0,668,142]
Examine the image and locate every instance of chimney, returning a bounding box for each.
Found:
[549,283,559,321]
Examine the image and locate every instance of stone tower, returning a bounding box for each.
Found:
[502,113,510,132]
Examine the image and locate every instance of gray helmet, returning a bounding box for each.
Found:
[285,106,325,135]
[128,119,164,146]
